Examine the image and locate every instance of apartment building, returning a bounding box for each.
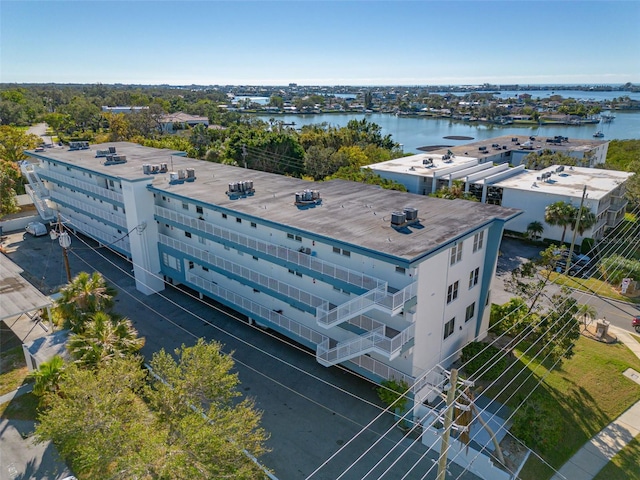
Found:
[23,142,520,403]
[366,145,632,244]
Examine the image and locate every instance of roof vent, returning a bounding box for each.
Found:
[96,149,111,158]
[294,189,321,206]
[143,164,151,174]
[403,207,418,221]
[227,180,255,197]
[391,211,407,227]
[186,168,196,181]
[108,146,116,154]
[104,154,127,165]
[69,141,89,151]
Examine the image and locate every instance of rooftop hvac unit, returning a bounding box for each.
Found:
[294,189,321,205]
[143,164,151,174]
[556,165,564,172]
[96,149,111,157]
[160,163,168,173]
[186,168,195,181]
[169,172,179,183]
[403,207,418,221]
[391,211,406,226]
[108,146,116,154]
[178,170,186,179]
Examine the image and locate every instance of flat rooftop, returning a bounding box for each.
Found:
[492,165,633,199]
[428,134,608,159]
[365,152,480,177]
[27,143,521,262]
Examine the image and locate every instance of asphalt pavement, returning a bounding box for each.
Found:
[1,229,481,480]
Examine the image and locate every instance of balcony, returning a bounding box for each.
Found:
[49,191,127,229]
[159,234,324,310]
[155,205,383,292]
[20,163,55,220]
[39,168,124,204]
[187,271,329,348]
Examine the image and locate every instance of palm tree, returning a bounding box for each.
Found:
[526,221,544,240]
[31,355,66,403]
[576,303,597,331]
[67,311,145,368]
[571,207,597,236]
[544,201,575,243]
[53,271,116,333]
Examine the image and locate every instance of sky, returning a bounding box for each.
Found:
[1,0,639,86]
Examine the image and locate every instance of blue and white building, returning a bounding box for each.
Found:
[23,142,520,403]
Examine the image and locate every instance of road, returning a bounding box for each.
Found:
[495,237,639,333]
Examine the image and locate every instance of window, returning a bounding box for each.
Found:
[333,246,340,254]
[469,267,479,288]
[202,266,209,272]
[287,233,294,240]
[182,202,189,210]
[251,222,257,228]
[196,206,203,214]
[184,231,192,238]
[447,281,459,304]
[444,318,455,339]
[222,213,227,219]
[253,256,258,261]
[473,231,484,252]
[342,249,350,257]
[450,242,463,265]
[188,261,194,269]
[465,302,475,322]
[295,235,302,242]
[113,204,118,211]
[395,266,406,274]
[236,217,242,223]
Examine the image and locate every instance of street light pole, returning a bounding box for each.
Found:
[57,213,72,283]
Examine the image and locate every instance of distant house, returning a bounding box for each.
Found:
[158,112,209,133]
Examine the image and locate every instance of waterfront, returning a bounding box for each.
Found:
[257,111,640,153]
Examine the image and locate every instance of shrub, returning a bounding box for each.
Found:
[599,255,640,284]
[461,342,507,381]
[510,393,561,454]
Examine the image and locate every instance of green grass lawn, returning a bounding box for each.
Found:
[0,346,31,396]
[593,434,640,480]
[484,336,640,480]
[548,272,639,303]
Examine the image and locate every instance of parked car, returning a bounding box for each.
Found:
[25,221,47,237]
[633,316,640,333]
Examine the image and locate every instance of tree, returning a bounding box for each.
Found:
[544,201,575,243]
[570,206,597,237]
[0,125,40,162]
[147,339,269,479]
[31,355,66,404]
[526,221,544,240]
[35,357,167,479]
[67,311,145,368]
[576,303,597,330]
[52,271,116,332]
[430,180,478,201]
[0,159,21,218]
[524,150,578,170]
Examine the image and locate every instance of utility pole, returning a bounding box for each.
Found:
[437,368,458,480]
[57,213,72,283]
[566,185,587,275]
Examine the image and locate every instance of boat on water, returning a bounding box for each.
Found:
[593,130,604,138]
[601,113,615,123]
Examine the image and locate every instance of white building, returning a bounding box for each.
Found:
[365,143,632,244]
[23,142,520,404]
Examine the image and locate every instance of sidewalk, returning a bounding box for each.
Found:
[551,325,640,480]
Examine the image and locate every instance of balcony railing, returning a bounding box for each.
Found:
[50,191,127,229]
[160,234,324,309]
[317,320,415,366]
[155,205,383,291]
[349,355,415,388]
[63,213,131,253]
[316,281,416,328]
[187,271,328,347]
[21,163,55,220]
[39,169,124,204]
